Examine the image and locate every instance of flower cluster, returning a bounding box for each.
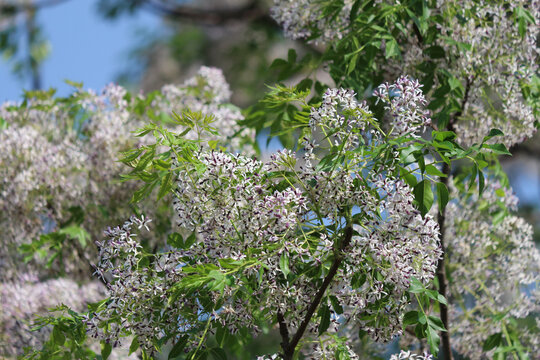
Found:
[308,87,372,152]
[379,0,539,147]
[374,76,432,138]
[331,176,441,343]
[445,180,540,358]
[85,216,185,351]
[270,0,354,43]
[445,0,539,147]
[87,80,442,355]
[0,66,253,357]
[390,350,433,360]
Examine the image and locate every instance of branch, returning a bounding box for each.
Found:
[281,226,354,360]
[277,310,290,351]
[436,160,452,360]
[141,0,270,26]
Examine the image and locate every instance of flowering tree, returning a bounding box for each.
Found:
[0,0,538,359]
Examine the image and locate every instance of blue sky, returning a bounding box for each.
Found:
[0,1,158,102]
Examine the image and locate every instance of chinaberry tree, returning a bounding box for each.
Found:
[0,0,538,359]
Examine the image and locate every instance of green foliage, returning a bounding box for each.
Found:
[8,1,539,359]
[22,305,96,360]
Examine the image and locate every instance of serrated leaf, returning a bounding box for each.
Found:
[414,180,434,217]
[428,315,446,332]
[436,182,449,214]
[483,332,503,351]
[425,164,446,177]
[427,325,441,356]
[158,172,172,200]
[279,254,290,278]
[403,311,419,326]
[184,232,196,249]
[52,325,65,346]
[437,293,448,305]
[385,38,400,59]
[101,342,112,360]
[485,143,512,156]
[129,337,139,355]
[329,295,343,315]
[318,304,331,335]
[167,233,183,248]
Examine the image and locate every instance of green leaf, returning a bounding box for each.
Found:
[169,336,189,359]
[424,45,445,59]
[207,270,227,292]
[209,348,227,360]
[101,342,112,360]
[413,180,434,217]
[436,182,449,214]
[403,311,419,326]
[418,312,427,325]
[52,325,65,346]
[425,164,446,177]
[483,332,503,351]
[167,233,184,248]
[478,169,485,195]
[329,295,343,315]
[485,128,504,139]
[437,293,448,306]
[215,326,227,347]
[158,171,173,200]
[485,143,512,156]
[427,325,441,356]
[184,232,196,249]
[433,130,456,142]
[385,38,400,59]
[428,315,446,332]
[59,225,90,247]
[318,304,331,335]
[409,277,425,294]
[448,77,462,91]
[279,254,291,278]
[137,255,150,270]
[350,0,362,20]
[287,48,297,63]
[425,289,440,303]
[297,78,313,92]
[129,337,139,355]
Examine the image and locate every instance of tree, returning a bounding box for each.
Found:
[0,0,538,359]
